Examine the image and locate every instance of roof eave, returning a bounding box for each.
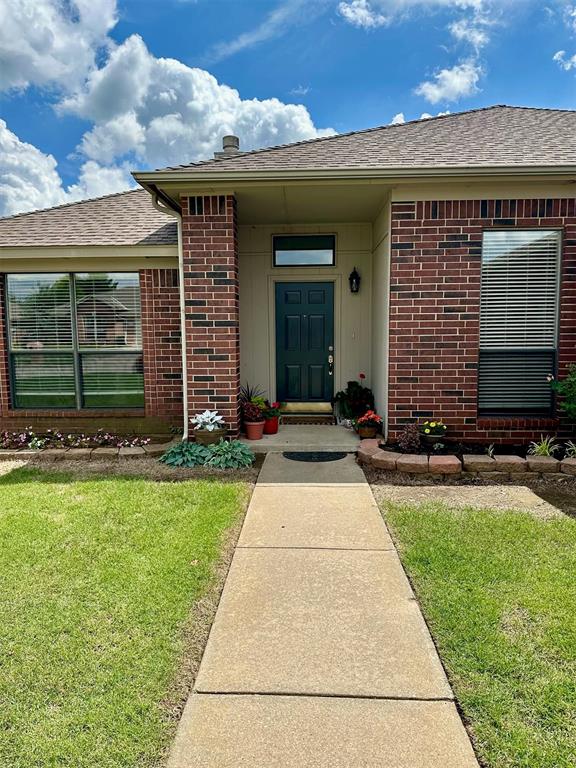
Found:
[133,165,576,186]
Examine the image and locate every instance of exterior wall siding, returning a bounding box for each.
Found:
[388,198,576,442]
[181,194,241,434]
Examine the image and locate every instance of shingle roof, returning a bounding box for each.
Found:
[160,106,576,174]
[0,189,177,248]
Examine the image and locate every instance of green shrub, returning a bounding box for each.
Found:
[159,441,211,467]
[550,365,576,420]
[205,440,255,469]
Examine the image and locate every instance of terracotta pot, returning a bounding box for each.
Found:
[263,416,279,435]
[194,427,227,446]
[244,420,265,440]
[357,425,379,439]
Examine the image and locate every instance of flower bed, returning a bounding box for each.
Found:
[358,440,576,478]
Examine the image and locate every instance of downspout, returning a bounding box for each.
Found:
[150,193,189,441]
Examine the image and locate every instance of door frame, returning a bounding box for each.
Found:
[268,274,342,403]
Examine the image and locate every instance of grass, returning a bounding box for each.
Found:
[384,502,576,768]
[0,466,249,768]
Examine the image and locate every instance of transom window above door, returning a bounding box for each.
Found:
[273,235,335,266]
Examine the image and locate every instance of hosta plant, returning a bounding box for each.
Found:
[159,441,211,468]
[190,410,226,432]
[205,440,255,470]
[527,435,561,457]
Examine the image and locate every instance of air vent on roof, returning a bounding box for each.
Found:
[214,135,241,159]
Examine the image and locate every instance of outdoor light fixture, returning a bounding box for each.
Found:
[349,267,361,293]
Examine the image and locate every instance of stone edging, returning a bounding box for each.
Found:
[358,439,576,479]
[0,443,173,460]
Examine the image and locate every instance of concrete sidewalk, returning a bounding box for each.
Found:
[167,453,479,767]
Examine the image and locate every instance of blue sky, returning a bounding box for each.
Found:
[1,0,576,216]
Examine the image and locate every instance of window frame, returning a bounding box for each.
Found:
[477,228,562,417]
[5,272,144,411]
[272,234,336,268]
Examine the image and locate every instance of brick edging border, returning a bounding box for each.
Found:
[357,439,576,479]
[0,443,174,461]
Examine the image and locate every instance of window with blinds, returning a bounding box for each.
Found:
[479,230,560,414]
[6,273,144,409]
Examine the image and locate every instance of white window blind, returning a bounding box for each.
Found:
[479,230,560,414]
[6,273,144,409]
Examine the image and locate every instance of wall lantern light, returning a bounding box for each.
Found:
[349,267,361,294]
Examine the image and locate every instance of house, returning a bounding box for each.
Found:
[0,105,575,441]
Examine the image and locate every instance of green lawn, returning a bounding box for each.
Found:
[384,502,576,768]
[0,467,249,768]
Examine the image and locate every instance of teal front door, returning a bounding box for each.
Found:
[275,282,334,403]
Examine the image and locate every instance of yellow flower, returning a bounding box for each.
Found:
[430,422,436,427]
[424,428,430,434]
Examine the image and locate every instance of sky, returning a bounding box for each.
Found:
[1,0,576,217]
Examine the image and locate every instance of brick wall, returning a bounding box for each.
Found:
[181,194,240,434]
[389,199,576,442]
[141,268,183,421]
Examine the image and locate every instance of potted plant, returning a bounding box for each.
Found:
[354,409,383,439]
[419,419,447,448]
[190,410,227,445]
[333,374,375,424]
[263,401,282,434]
[242,401,265,440]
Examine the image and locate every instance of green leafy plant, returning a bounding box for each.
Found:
[333,374,375,419]
[159,441,211,467]
[549,366,576,419]
[242,401,264,423]
[527,435,561,457]
[205,440,255,469]
[262,401,282,418]
[564,440,576,458]
[240,382,265,404]
[486,443,495,458]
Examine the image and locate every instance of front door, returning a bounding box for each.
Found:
[275,282,334,403]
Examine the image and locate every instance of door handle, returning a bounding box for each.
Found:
[328,353,334,376]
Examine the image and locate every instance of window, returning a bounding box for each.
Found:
[6,273,144,409]
[478,230,560,415]
[273,235,335,266]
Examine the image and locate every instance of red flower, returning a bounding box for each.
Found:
[359,373,366,380]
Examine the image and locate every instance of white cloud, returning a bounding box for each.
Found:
[390,109,451,123]
[207,0,329,61]
[61,35,334,169]
[0,120,132,217]
[0,0,117,91]
[338,0,390,28]
[390,112,406,124]
[449,17,490,49]
[554,49,576,71]
[290,84,311,96]
[415,59,481,103]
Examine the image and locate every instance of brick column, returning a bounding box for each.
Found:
[181,195,240,434]
[0,274,10,418]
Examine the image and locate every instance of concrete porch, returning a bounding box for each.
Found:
[239,424,360,453]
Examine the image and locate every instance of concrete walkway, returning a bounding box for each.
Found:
[167,453,479,767]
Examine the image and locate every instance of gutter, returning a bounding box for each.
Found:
[134,164,576,186]
[149,188,188,441]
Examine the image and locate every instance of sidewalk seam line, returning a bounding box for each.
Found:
[192,690,455,702]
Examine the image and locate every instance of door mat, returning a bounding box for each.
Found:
[280,416,336,426]
[282,451,348,462]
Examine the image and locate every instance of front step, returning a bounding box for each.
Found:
[281,414,336,426]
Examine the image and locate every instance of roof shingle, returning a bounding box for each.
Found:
[159,106,576,174]
[0,189,177,248]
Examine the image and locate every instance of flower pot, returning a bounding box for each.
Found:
[263,416,279,435]
[420,433,441,449]
[194,427,227,446]
[244,420,265,440]
[357,425,379,439]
